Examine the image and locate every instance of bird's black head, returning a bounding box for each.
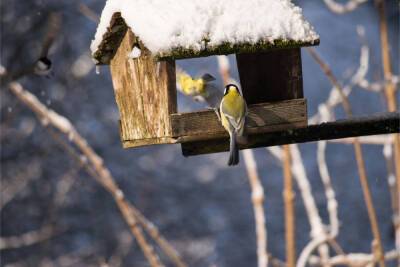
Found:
[224,84,240,95]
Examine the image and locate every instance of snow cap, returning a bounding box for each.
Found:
[91,0,319,63]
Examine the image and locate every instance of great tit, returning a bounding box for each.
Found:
[176,68,222,108]
[220,84,247,166]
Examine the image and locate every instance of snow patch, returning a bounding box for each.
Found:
[128,46,141,59]
[91,0,319,58]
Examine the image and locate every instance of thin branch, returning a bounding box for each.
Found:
[290,145,330,267]
[309,250,400,266]
[7,81,179,267]
[375,0,400,258]
[0,161,41,210]
[0,225,57,250]
[383,143,400,257]
[328,135,392,145]
[316,106,339,238]
[307,47,386,267]
[323,0,368,14]
[283,145,296,267]
[243,149,268,267]
[107,231,133,267]
[40,12,61,58]
[78,3,99,23]
[46,117,187,267]
[309,34,369,124]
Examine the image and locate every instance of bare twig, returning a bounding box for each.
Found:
[78,3,99,23]
[46,114,187,267]
[307,47,386,267]
[7,81,185,267]
[309,250,400,266]
[375,0,400,257]
[309,32,369,124]
[282,145,295,267]
[317,105,339,238]
[317,141,339,237]
[328,135,392,145]
[0,161,41,210]
[107,231,133,267]
[290,145,330,267]
[267,145,332,267]
[40,12,61,59]
[243,150,268,267]
[0,225,57,250]
[323,0,368,14]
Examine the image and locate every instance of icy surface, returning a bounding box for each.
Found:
[91,0,319,56]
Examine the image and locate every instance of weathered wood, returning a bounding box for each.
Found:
[182,112,400,156]
[93,13,127,65]
[110,30,177,148]
[172,99,307,142]
[236,48,303,104]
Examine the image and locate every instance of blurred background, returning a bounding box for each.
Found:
[1,1,399,266]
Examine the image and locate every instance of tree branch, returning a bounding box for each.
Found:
[8,81,186,267]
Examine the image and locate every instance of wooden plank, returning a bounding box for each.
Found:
[236,48,303,104]
[172,99,307,142]
[110,30,177,146]
[182,112,400,156]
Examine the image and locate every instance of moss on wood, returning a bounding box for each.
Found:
[93,13,127,65]
[155,39,319,61]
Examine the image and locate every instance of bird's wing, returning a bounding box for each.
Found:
[204,84,223,108]
[201,73,216,82]
[220,101,245,130]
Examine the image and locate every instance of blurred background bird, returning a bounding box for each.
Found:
[220,84,247,166]
[176,67,222,109]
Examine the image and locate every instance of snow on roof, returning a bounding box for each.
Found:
[91,0,319,62]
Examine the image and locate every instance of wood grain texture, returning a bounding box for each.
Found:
[110,30,177,147]
[236,48,303,104]
[182,112,400,156]
[172,99,307,142]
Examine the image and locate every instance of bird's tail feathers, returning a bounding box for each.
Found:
[228,131,239,166]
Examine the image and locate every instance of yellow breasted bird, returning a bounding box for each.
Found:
[220,84,247,166]
[176,68,222,108]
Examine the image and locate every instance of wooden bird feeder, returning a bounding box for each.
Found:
[91,2,321,156]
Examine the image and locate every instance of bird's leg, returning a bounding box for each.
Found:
[214,107,221,121]
[206,107,221,121]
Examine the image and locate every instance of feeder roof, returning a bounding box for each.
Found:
[91,0,319,64]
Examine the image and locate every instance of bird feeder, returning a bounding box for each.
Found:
[91,0,320,156]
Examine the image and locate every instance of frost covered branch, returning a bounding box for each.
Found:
[323,0,368,14]
[309,249,400,266]
[307,47,386,267]
[0,225,57,250]
[78,3,99,23]
[375,1,400,258]
[7,81,186,267]
[243,150,268,267]
[0,161,41,210]
[328,135,392,145]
